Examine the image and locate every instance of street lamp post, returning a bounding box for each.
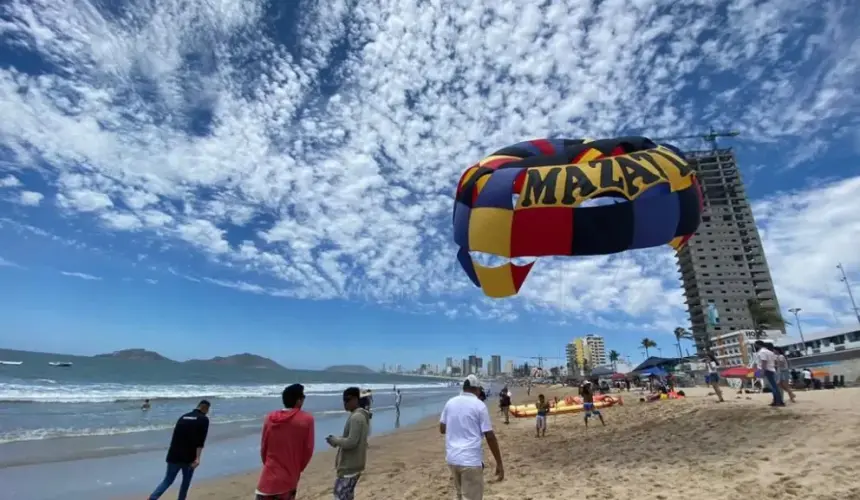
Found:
[837,263,860,326]
[788,307,808,355]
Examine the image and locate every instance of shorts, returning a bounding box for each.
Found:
[706,373,719,384]
[536,415,547,428]
[583,402,600,416]
[333,475,361,500]
[449,465,483,500]
[255,493,295,500]
[778,370,790,383]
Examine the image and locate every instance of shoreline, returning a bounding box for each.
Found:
[170,385,860,500]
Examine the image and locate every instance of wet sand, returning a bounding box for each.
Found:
[160,385,860,499]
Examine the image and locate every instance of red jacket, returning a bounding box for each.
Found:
[256,408,315,495]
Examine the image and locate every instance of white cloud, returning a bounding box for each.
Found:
[754,177,860,326]
[145,278,158,285]
[18,191,44,206]
[0,175,21,188]
[60,271,102,281]
[0,0,858,331]
[0,256,23,268]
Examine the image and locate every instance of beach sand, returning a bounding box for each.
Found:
[168,386,860,500]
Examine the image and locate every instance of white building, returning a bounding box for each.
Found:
[770,326,860,356]
[503,359,514,375]
[584,334,607,367]
[712,329,784,367]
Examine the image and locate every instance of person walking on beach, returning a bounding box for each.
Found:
[802,367,813,390]
[325,387,370,500]
[772,346,797,403]
[535,394,550,438]
[499,386,511,425]
[148,400,210,500]
[394,389,402,417]
[755,341,785,407]
[704,353,725,402]
[440,375,504,500]
[579,380,605,427]
[255,384,315,500]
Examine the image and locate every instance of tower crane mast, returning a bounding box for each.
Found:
[652,127,740,151]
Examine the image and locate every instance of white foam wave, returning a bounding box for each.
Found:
[0,381,450,403]
[0,416,258,444]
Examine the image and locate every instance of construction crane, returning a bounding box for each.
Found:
[652,127,740,151]
[525,355,564,368]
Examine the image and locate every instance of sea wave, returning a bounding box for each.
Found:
[0,381,450,403]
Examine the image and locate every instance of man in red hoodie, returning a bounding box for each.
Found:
[255,384,315,500]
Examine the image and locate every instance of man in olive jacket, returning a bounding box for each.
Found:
[325,387,370,500]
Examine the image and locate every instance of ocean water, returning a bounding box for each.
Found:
[0,349,458,499]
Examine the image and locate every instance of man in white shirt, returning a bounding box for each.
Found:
[755,341,785,407]
[440,375,504,500]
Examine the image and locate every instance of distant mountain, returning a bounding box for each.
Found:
[185,353,285,370]
[94,349,174,362]
[324,364,376,374]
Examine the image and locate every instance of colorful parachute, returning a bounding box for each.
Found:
[453,137,702,298]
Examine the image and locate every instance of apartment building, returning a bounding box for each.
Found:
[676,149,783,353]
[584,334,607,367]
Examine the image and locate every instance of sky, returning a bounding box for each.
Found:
[0,0,859,371]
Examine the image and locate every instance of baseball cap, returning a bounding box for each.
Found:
[463,374,483,389]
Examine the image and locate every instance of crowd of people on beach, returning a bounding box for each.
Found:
[141,346,824,500]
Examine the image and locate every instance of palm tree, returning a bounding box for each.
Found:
[608,350,620,372]
[641,338,657,358]
[747,299,790,339]
[673,327,693,359]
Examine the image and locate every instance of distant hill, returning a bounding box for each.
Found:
[94,349,174,362]
[324,364,376,374]
[185,353,285,370]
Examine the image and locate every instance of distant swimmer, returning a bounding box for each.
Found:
[142,399,151,411]
[148,400,210,500]
[579,381,605,428]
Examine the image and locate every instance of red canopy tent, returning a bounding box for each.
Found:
[610,373,628,381]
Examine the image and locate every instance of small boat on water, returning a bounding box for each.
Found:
[48,361,73,367]
[0,360,23,366]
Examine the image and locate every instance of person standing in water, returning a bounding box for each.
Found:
[579,381,605,428]
[394,389,402,418]
[141,399,151,411]
[704,353,725,402]
[535,394,550,438]
[148,400,210,500]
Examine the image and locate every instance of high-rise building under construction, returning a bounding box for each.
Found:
[676,148,783,353]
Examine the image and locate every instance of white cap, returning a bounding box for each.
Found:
[463,374,482,389]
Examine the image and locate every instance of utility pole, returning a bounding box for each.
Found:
[788,308,808,355]
[837,263,860,326]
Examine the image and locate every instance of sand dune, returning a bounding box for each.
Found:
[177,386,860,500]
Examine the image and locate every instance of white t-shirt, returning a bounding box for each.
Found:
[757,348,777,372]
[440,392,492,467]
[395,393,402,406]
[707,361,718,374]
[802,369,812,380]
[776,355,789,371]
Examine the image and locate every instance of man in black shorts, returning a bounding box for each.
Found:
[499,386,511,424]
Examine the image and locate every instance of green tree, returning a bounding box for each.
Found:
[674,327,693,359]
[608,350,620,372]
[641,338,657,358]
[747,299,789,339]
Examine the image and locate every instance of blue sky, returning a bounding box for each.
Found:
[1,0,859,370]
